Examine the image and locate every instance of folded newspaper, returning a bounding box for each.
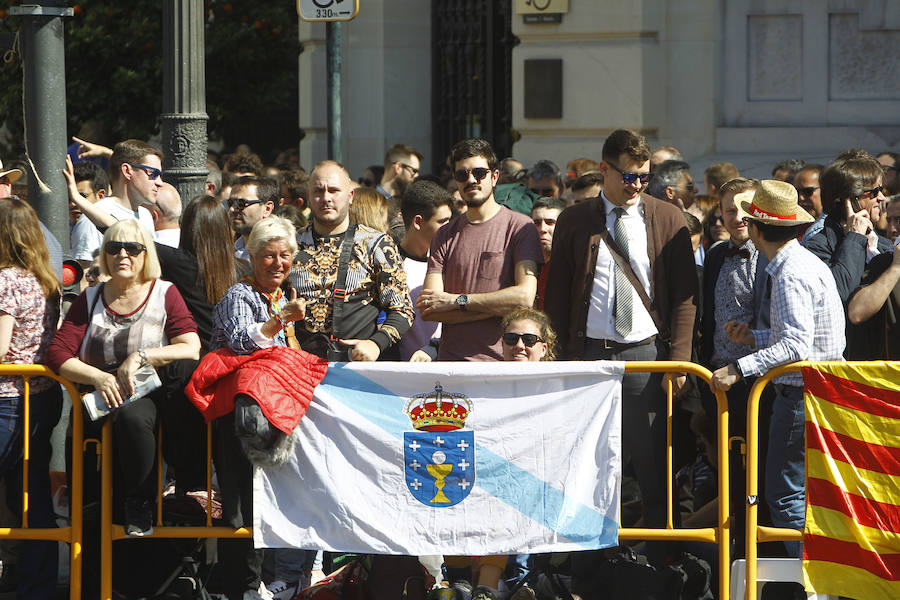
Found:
[82,364,162,421]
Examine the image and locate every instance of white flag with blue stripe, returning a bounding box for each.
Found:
[253,361,623,555]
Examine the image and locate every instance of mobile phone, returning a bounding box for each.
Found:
[850,197,862,213]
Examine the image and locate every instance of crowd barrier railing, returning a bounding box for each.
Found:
[42,361,728,600]
[0,365,84,600]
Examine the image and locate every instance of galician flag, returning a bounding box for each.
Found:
[253,361,623,555]
[802,363,900,600]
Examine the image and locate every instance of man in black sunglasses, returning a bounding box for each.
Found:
[795,164,826,243]
[68,140,159,267]
[417,138,543,361]
[377,143,423,199]
[545,129,698,559]
[229,175,277,260]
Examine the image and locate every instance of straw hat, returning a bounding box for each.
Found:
[0,159,22,184]
[735,179,814,226]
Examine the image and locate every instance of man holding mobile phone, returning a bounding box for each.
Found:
[804,151,895,359]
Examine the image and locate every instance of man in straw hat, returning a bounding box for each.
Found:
[0,159,23,198]
[710,179,845,557]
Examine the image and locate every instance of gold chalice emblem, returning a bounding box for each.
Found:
[426,450,452,503]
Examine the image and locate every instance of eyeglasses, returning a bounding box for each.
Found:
[128,163,162,181]
[228,197,266,211]
[855,185,883,200]
[398,162,419,176]
[104,241,146,256]
[453,167,492,183]
[797,186,819,197]
[502,332,543,347]
[606,161,653,185]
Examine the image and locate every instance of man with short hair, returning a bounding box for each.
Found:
[885,197,900,243]
[69,139,160,266]
[279,169,309,216]
[570,172,603,204]
[223,151,263,177]
[876,151,899,196]
[229,175,277,261]
[146,182,182,248]
[419,138,543,361]
[711,180,845,557]
[649,145,682,171]
[378,143,423,199]
[205,159,222,196]
[546,129,697,546]
[771,158,805,183]
[704,162,739,196]
[531,197,565,309]
[67,161,110,245]
[398,180,454,361]
[289,160,414,362]
[794,164,825,242]
[526,159,563,198]
[645,160,696,211]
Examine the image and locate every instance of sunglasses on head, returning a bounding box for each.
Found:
[606,161,653,185]
[453,167,492,183]
[104,241,146,256]
[502,332,543,347]
[228,197,265,211]
[128,163,162,181]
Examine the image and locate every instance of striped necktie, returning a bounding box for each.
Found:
[613,207,632,338]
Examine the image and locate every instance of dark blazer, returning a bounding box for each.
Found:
[698,241,771,368]
[544,194,698,361]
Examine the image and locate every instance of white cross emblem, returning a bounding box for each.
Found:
[434,436,445,446]
[408,440,421,451]
[409,459,421,471]
[457,459,470,471]
[410,478,422,491]
[458,479,470,490]
[457,439,469,451]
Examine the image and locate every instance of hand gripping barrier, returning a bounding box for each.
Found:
[0,365,84,600]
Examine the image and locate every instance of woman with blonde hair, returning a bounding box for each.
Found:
[47,219,200,537]
[349,186,390,232]
[0,197,63,599]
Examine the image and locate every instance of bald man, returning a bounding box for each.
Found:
[145,182,182,247]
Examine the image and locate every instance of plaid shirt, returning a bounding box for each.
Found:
[737,240,845,386]
[210,281,286,354]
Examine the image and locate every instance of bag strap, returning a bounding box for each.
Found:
[330,224,357,342]
[598,227,670,342]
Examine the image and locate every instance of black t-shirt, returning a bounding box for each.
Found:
[845,251,899,360]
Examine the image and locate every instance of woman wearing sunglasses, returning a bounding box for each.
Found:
[500,307,556,362]
[46,219,200,537]
[0,197,63,599]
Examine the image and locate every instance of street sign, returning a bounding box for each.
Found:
[297,0,359,22]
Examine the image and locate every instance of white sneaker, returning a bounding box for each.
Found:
[243,582,275,600]
[267,580,302,600]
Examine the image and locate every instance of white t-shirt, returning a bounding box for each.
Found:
[70,197,155,260]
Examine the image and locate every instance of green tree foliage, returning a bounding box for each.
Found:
[0,0,299,156]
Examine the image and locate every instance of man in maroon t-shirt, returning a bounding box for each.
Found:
[417,138,543,361]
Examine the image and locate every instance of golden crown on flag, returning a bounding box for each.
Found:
[405,383,472,432]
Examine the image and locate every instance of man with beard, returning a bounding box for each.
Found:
[377,143,422,199]
[289,160,414,361]
[229,176,277,260]
[418,138,543,361]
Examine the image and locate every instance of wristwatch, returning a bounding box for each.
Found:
[455,294,469,312]
[138,349,150,367]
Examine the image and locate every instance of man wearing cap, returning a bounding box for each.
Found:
[0,159,22,198]
[710,180,845,557]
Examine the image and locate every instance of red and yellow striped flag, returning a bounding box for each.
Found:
[802,363,900,600]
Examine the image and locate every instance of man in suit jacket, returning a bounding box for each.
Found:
[545,129,697,556]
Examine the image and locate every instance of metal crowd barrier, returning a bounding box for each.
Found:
[0,363,729,600]
[0,365,84,600]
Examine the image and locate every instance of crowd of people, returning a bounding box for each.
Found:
[0,128,897,600]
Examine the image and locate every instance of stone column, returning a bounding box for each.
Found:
[161,0,208,206]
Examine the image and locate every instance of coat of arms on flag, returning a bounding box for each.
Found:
[404,383,475,507]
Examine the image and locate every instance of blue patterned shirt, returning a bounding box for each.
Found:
[210,281,286,354]
[737,240,845,386]
[712,239,761,368]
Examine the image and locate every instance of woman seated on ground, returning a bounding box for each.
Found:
[0,197,63,600]
[445,308,557,600]
[207,216,309,600]
[45,219,200,537]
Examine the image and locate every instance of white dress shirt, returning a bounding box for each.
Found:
[586,194,658,343]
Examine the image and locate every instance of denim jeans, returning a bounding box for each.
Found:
[765,384,805,558]
[0,385,63,600]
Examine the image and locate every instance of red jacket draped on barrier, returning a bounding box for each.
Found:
[186,346,329,433]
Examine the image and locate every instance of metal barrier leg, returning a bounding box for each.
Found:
[101,420,113,600]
